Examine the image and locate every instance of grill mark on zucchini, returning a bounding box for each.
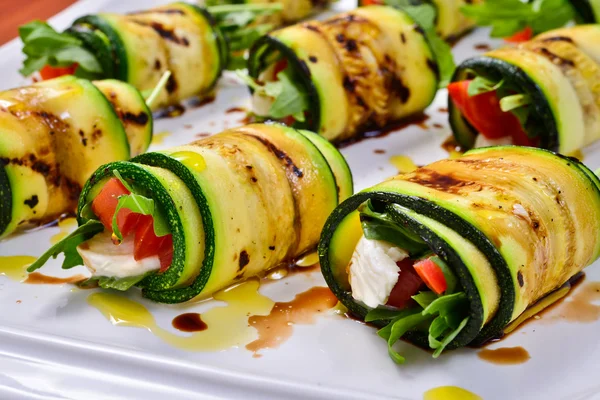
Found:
[541,36,574,44]
[534,47,576,67]
[406,169,484,193]
[316,14,390,134]
[131,20,190,46]
[243,133,303,256]
[24,195,39,209]
[245,134,304,178]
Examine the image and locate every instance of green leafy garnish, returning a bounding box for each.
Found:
[111,170,170,242]
[467,76,504,97]
[461,0,575,38]
[208,3,283,70]
[80,272,153,291]
[400,4,456,87]
[26,220,104,272]
[359,200,429,256]
[19,21,103,77]
[366,290,469,363]
[237,68,309,122]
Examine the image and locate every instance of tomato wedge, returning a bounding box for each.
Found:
[91,178,173,271]
[448,80,535,144]
[386,259,425,309]
[414,259,447,295]
[504,26,533,43]
[39,64,78,80]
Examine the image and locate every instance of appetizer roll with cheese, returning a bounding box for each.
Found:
[245,5,450,142]
[29,123,352,303]
[448,25,600,154]
[319,146,600,363]
[0,76,151,239]
[19,2,279,109]
[358,0,481,40]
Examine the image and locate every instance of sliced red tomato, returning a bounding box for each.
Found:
[39,64,78,80]
[414,259,447,295]
[92,178,173,271]
[273,59,288,78]
[386,259,425,309]
[361,0,384,4]
[504,26,533,43]
[448,80,532,142]
[133,215,173,271]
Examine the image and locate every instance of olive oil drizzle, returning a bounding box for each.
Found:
[87,279,274,352]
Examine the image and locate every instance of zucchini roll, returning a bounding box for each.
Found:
[69,3,226,109]
[20,2,279,109]
[246,5,441,142]
[357,0,481,40]
[449,25,600,155]
[319,146,600,362]
[0,76,151,239]
[29,123,353,303]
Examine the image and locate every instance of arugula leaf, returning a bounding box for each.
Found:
[400,4,455,87]
[422,292,468,316]
[467,76,504,97]
[27,220,104,273]
[461,0,574,38]
[111,193,168,241]
[412,291,438,309]
[19,20,102,77]
[432,317,469,358]
[359,201,430,256]
[387,312,433,364]
[207,3,283,64]
[236,68,309,122]
[82,272,154,291]
[428,315,449,349]
[110,170,170,241]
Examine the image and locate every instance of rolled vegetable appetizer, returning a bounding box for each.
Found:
[358,0,482,40]
[243,4,454,142]
[0,76,152,239]
[319,146,600,363]
[448,25,600,155]
[28,123,353,303]
[203,0,331,25]
[19,2,281,109]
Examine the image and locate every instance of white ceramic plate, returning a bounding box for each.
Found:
[2,1,600,399]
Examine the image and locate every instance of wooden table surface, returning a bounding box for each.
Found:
[0,0,78,45]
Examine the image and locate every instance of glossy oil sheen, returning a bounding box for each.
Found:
[0,256,37,281]
[87,279,274,351]
[423,386,482,400]
[171,151,207,173]
[50,217,77,245]
[389,155,418,173]
[295,251,319,267]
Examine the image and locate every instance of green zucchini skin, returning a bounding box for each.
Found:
[569,0,599,23]
[0,165,11,235]
[67,23,116,79]
[77,123,352,304]
[72,15,129,81]
[449,56,559,152]
[247,6,438,142]
[319,146,600,349]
